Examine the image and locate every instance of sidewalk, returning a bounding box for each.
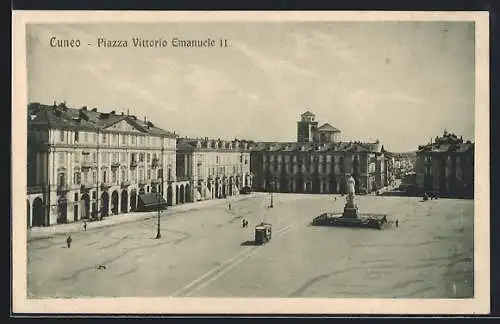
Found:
[28,193,259,241]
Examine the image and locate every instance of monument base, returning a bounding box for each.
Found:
[343,206,359,218]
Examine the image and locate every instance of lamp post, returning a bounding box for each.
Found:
[269,180,274,208]
[155,189,161,239]
[156,147,165,239]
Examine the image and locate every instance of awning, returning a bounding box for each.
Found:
[137,193,168,211]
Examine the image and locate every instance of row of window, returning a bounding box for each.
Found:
[58,167,166,186]
[265,164,350,174]
[211,155,249,164]
[205,165,246,177]
[262,155,366,163]
[58,130,164,147]
[264,163,380,174]
[422,155,471,165]
[58,152,164,165]
[185,165,248,178]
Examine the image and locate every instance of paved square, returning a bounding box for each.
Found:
[28,193,474,298]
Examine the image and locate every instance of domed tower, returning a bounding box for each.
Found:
[297,111,318,143]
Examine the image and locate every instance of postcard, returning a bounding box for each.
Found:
[12,10,490,315]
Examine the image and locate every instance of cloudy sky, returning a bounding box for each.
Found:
[26,21,475,152]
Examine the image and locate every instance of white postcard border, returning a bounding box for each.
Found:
[12,10,490,315]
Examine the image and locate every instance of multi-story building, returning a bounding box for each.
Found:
[27,102,178,227]
[250,141,386,194]
[382,150,396,186]
[176,137,253,202]
[415,131,474,198]
[251,111,388,194]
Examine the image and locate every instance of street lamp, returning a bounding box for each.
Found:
[156,189,161,239]
[269,180,274,208]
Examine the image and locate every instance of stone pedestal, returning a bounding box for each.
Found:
[342,193,358,218]
[343,206,359,218]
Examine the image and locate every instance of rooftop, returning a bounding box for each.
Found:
[250,141,383,153]
[28,102,176,137]
[301,111,316,117]
[177,137,255,151]
[316,123,341,133]
[417,131,474,153]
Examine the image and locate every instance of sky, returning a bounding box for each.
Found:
[26,21,475,152]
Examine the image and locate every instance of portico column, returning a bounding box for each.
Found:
[107,191,112,215]
[126,189,131,213]
[29,199,33,227]
[184,155,188,178]
[117,192,121,214]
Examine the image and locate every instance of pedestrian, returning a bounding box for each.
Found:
[83,221,87,232]
[229,203,232,210]
[395,219,399,227]
[242,219,246,228]
[66,235,72,248]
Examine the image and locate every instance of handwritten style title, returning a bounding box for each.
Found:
[49,37,229,49]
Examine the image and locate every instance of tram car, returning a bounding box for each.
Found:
[255,222,272,245]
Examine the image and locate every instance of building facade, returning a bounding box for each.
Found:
[176,137,253,202]
[250,141,387,194]
[415,131,474,198]
[27,102,178,227]
[251,111,390,194]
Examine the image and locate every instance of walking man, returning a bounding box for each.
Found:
[83,221,87,232]
[66,235,72,248]
[395,219,399,227]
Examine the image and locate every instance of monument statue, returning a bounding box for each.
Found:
[343,174,358,218]
[346,174,356,196]
[346,174,356,207]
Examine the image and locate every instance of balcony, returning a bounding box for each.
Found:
[121,180,130,188]
[81,161,96,169]
[111,161,121,168]
[151,178,161,184]
[152,158,160,168]
[57,183,70,194]
[130,160,138,168]
[28,185,45,194]
[138,179,147,186]
[80,183,91,191]
[101,182,112,190]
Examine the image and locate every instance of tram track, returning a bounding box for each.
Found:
[170,221,298,297]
